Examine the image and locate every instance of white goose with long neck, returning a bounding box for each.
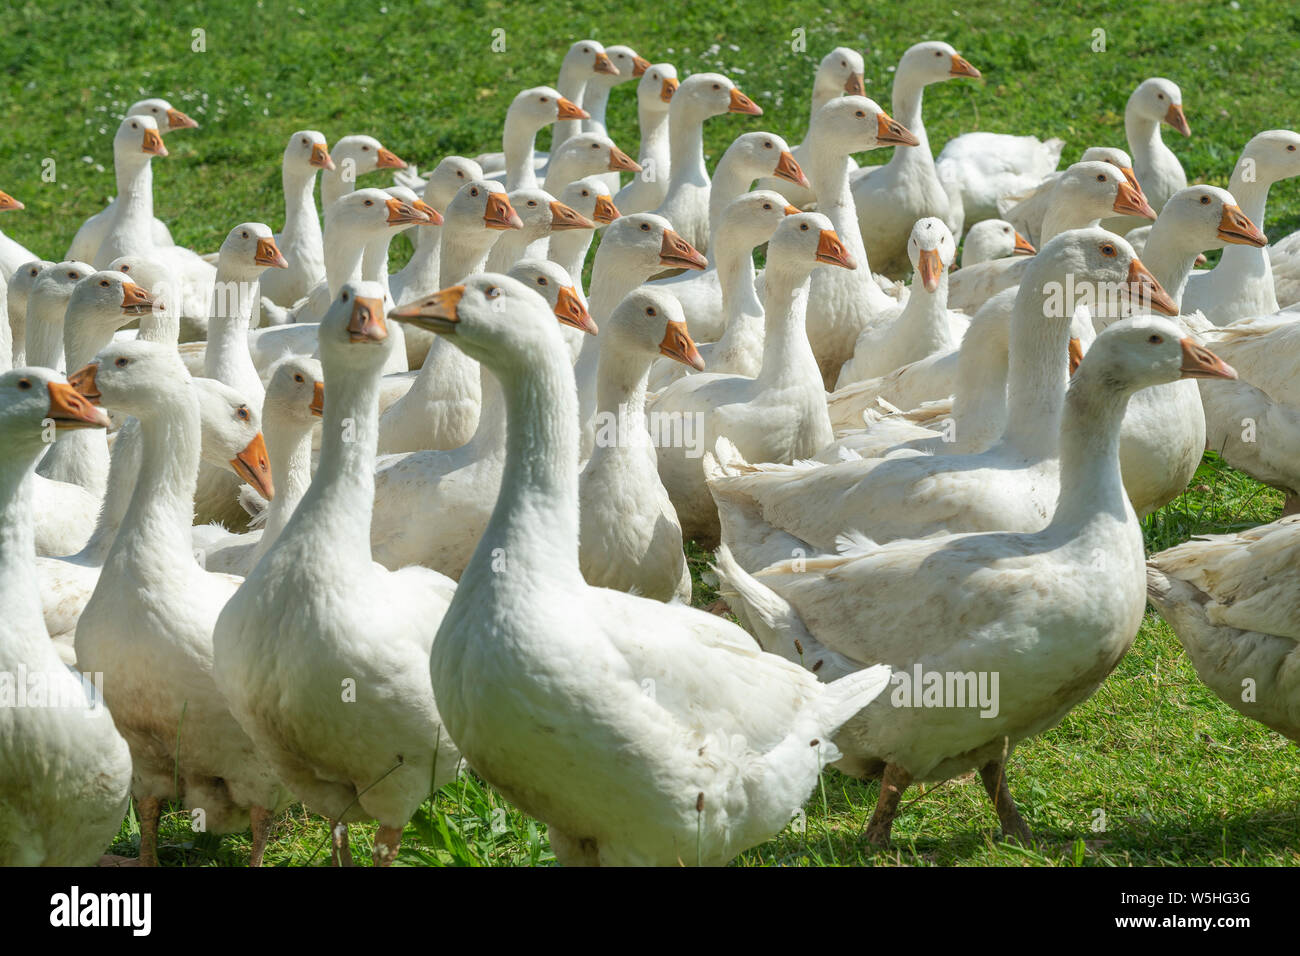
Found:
[25,262,95,371]
[259,131,332,307]
[503,86,587,190]
[551,39,616,152]
[614,63,678,215]
[92,115,167,270]
[390,155,483,306]
[7,259,53,367]
[319,134,405,210]
[1123,77,1190,215]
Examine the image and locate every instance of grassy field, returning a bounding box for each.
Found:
[3,0,1295,865]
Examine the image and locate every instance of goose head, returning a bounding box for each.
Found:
[128,97,199,132]
[1128,78,1189,136]
[67,271,156,340]
[809,95,919,156]
[601,213,707,274]
[509,188,594,232]
[447,180,523,233]
[609,287,704,370]
[898,40,981,84]
[283,130,334,174]
[1234,129,1300,188]
[106,255,176,311]
[1079,146,1139,191]
[1159,185,1267,250]
[0,190,23,212]
[671,73,762,121]
[768,211,856,275]
[552,132,641,176]
[721,131,809,188]
[557,176,620,226]
[508,86,589,133]
[560,39,618,83]
[816,47,867,98]
[587,45,650,94]
[71,339,190,417]
[326,187,432,238]
[1077,315,1235,396]
[384,185,444,227]
[330,134,406,182]
[960,220,1035,268]
[192,377,273,498]
[1027,227,1178,317]
[636,62,679,113]
[506,258,597,334]
[9,260,54,307]
[263,355,325,429]
[907,217,956,293]
[0,367,108,456]
[34,261,96,305]
[113,114,167,167]
[218,222,289,277]
[318,281,394,370]
[423,156,486,211]
[717,190,801,249]
[1060,160,1156,220]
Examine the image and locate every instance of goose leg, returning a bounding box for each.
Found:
[137,796,162,867]
[330,821,353,867]
[248,805,273,867]
[864,763,911,846]
[373,825,402,867]
[979,759,1032,843]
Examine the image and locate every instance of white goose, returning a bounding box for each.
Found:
[258,131,334,307]
[581,44,649,194]
[373,260,595,575]
[934,131,1065,232]
[707,229,1177,570]
[549,39,619,154]
[414,273,890,866]
[485,187,593,273]
[850,41,982,278]
[320,134,406,210]
[0,190,39,282]
[389,155,485,307]
[712,316,1236,844]
[1147,517,1300,743]
[6,259,54,366]
[25,261,96,371]
[72,341,289,866]
[650,72,763,254]
[613,63,679,215]
[959,218,1036,268]
[500,86,589,190]
[542,131,641,195]
[1005,145,1141,244]
[650,212,856,546]
[0,366,132,866]
[212,283,460,867]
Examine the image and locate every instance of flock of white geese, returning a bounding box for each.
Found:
[2,38,1298,867]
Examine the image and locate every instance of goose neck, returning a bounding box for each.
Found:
[889,74,932,161]
[758,266,819,387]
[1001,282,1070,459]
[81,417,141,561]
[282,166,323,249]
[667,109,709,189]
[548,231,594,288]
[0,452,44,639]
[26,294,70,371]
[323,227,368,297]
[806,145,871,267]
[1226,169,1271,227]
[504,118,541,190]
[1139,219,1200,307]
[1047,366,1134,532]
[439,220,497,285]
[256,416,314,553]
[637,105,671,169]
[1125,112,1163,163]
[113,156,155,236]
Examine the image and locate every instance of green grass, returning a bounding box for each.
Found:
[8,0,1294,865]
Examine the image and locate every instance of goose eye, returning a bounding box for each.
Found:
[855,110,865,118]
[341,291,349,301]
[486,286,501,298]
[115,357,129,367]
[592,143,599,149]
[800,223,809,231]
[1157,93,1164,99]
[538,277,548,285]
[840,61,846,68]
[713,84,721,90]
[99,279,109,287]
[540,97,548,103]
[763,203,772,210]
[763,141,773,149]
[1200,195,1211,204]
[237,406,250,420]
[527,200,537,207]
[294,373,304,383]
[581,190,590,197]
[120,265,130,272]
[647,306,656,316]
[935,50,942,56]
[470,187,479,196]
[1289,145,1298,152]
[30,267,39,276]
[17,378,32,390]
[241,230,249,238]
[1147,334,1164,344]
[131,122,138,129]
[364,199,374,206]
[1100,243,1117,257]
[362,145,370,151]
[640,222,650,231]
[301,137,308,145]
[68,271,78,279]
[1097,174,1106,181]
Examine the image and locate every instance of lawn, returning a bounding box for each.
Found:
[3,0,1295,865]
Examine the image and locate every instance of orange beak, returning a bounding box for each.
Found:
[1216,204,1267,247]
[484,192,524,230]
[141,128,168,157]
[556,96,589,120]
[549,200,595,230]
[949,54,981,79]
[346,294,388,342]
[593,51,619,75]
[660,77,679,102]
[774,150,810,189]
[231,432,273,501]
[593,195,621,224]
[815,229,857,269]
[255,236,289,269]
[607,146,642,173]
[412,199,445,226]
[658,229,708,270]
[1068,337,1084,376]
[120,281,156,315]
[658,320,705,371]
[0,190,23,211]
[1179,338,1236,380]
[309,381,325,417]
[68,363,102,404]
[385,196,431,226]
[630,55,651,77]
[555,285,597,334]
[1012,231,1036,256]
[876,111,920,147]
[46,381,110,430]
[915,247,944,292]
[728,87,763,115]
[844,73,866,96]
[310,142,336,171]
[165,107,199,130]
[1117,165,1140,192]
[1126,258,1178,316]
[375,147,407,170]
[1164,103,1191,137]
[389,285,464,334]
[783,204,801,215]
[1112,180,1157,220]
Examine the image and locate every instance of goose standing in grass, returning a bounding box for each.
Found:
[406,273,890,866]
[713,316,1236,844]
[0,366,132,866]
[959,219,1036,268]
[650,212,855,546]
[1147,517,1300,742]
[651,73,764,254]
[0,190,38,281]
[1101,77,1190,234]
[7,259,53,367]
[614,63,679,215]
[64,97,199,265]
[73,341,289,866]
[258,131,334,308]
[213,284,459,867]
[849,41,982,278]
